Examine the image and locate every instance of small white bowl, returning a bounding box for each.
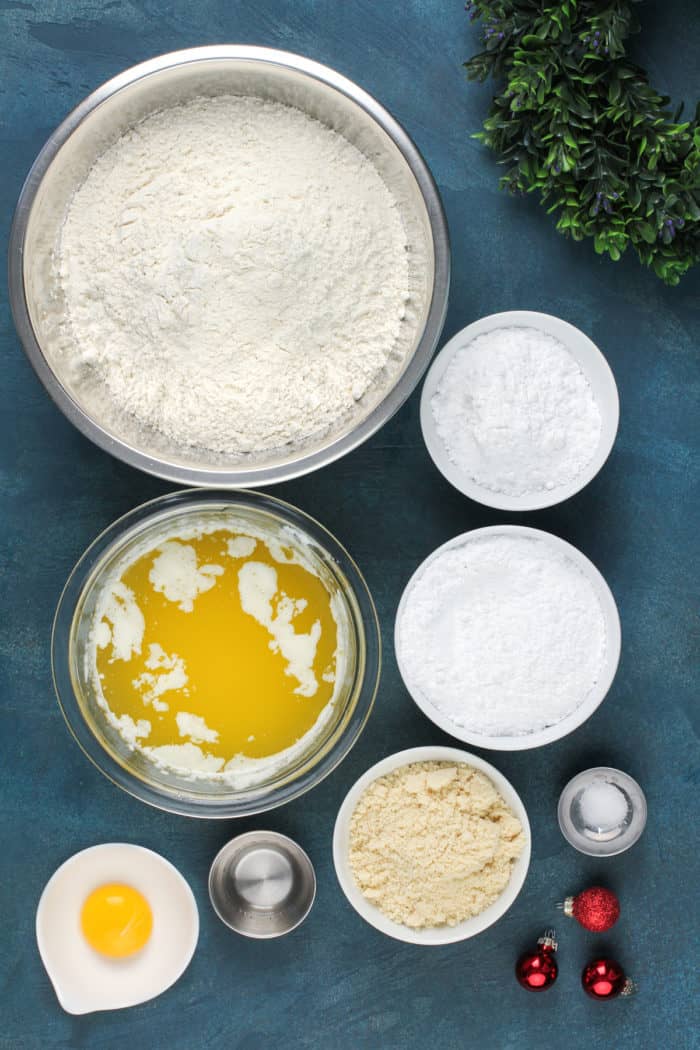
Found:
[36,844,199,1015]
[420,310,620,511]
[332,746,531,945]
[394,526,621,751]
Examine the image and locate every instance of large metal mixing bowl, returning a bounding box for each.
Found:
[9,46,449,486]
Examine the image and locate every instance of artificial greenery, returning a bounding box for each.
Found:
[465,0,700,284]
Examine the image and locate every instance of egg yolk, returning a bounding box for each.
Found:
[80,883,153,959]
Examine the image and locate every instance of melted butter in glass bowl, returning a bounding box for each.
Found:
[52,490,380,818]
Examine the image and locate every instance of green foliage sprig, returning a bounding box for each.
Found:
[465,0,700,284]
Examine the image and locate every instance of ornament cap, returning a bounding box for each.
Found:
[620,978,636,998]
[537,928,558,952]
[562,896,574,917]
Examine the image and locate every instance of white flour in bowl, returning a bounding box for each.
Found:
[397,533,607,737]
[55,95,415,456]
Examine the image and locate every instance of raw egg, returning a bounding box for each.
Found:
[81,883,153,958]
[36,844,198,1014]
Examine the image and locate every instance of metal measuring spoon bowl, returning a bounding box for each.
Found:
[208,831,316,938]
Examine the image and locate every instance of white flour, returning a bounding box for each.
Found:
[431,327,602,496]
[397,534,607,736]
[57,96,412,455]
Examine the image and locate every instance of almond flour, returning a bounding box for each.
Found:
[348,761,525,928]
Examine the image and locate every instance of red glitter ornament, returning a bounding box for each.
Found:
[560,886,620,932]
[515,930,558,991]
[582,957,635,999]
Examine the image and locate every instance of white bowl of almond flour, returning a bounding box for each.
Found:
[421,311,619,511]
[10,46,449,486]
[333,747,531,944]
[395,526,621,750]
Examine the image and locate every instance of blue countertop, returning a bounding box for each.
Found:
[1,2,698,1048]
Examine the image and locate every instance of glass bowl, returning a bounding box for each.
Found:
[52,489,380,818]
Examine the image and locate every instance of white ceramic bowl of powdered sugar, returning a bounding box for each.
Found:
[10,46,449,487]
[421,311,619,511]
[394,526,621,750]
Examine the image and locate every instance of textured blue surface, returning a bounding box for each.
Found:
[1,3,699,1048]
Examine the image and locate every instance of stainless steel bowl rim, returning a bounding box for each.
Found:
[9,45,450,488]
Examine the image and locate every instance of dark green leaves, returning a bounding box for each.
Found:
[464,0,700,284]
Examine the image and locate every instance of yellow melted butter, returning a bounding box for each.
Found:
[95,529,338,764]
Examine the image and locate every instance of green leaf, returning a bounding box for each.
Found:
[628,184,642,209]
[463,0,700,285]
[638,223,658,243]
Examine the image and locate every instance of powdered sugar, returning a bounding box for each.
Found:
[56,95,414,457]
[431,327,602,496]
[397,533,607,737]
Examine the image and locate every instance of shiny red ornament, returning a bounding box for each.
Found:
[515,930,558,991]
[582,957,635,999]
[561,886,620,932]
